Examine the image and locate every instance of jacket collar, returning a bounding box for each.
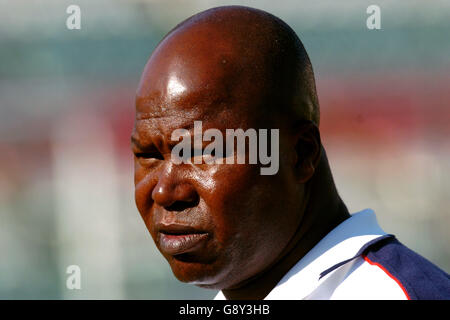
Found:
[265,208,388,299]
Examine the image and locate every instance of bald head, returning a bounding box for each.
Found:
[138,5,319,126]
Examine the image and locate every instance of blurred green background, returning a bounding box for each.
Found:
[0,0,449,299]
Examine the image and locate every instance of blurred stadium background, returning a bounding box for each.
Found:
[0,0,449,299]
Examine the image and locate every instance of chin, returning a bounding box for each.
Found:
[168,256,233,290]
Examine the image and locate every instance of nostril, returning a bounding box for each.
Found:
[152,180,199,210]
[165,197,199,212]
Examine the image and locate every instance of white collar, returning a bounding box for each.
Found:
[214,209,387,300]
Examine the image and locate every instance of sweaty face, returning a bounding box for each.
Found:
[132,26,303,290]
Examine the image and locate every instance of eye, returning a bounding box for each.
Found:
[135,152,164,161]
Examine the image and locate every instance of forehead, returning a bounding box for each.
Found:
[135,81,241,138]
[134,94,252,147]
[136,83,232,121]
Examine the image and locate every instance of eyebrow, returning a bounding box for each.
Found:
[131,118,222,152]
[131,133,182,151]
[130,135,149,150]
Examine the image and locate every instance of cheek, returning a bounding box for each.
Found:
[134,166,156,229]
[204,162,299,261]
[196,164,266,245]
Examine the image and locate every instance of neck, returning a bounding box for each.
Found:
[222,150,350,300]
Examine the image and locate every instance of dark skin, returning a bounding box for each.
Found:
[132,6,350,300]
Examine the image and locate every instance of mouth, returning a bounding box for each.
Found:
[157,224,209,256]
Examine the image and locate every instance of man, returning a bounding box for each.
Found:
[132,6,450,299]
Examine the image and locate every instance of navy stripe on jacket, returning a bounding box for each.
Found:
[363,237,450,300]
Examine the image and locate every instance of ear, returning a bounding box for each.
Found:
[293,121,322,183]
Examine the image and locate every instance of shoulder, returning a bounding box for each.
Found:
[328,256,408,299]
[360,237,450,300]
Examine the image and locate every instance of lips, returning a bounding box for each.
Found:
[157,224,209,255]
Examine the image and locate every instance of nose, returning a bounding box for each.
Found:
[151,163,199,211]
